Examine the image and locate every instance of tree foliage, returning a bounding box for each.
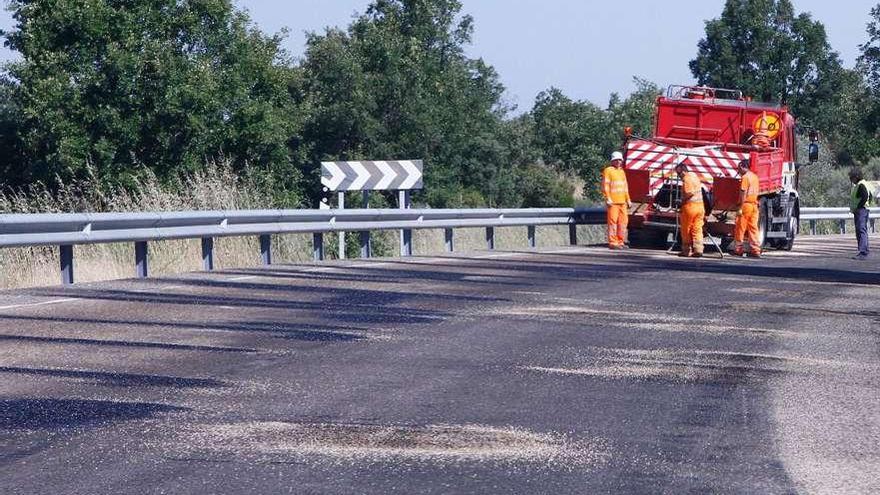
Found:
[529,79,659,200]
[300,0,512,207]
[690,0,842,115]
[691,0,880,166]
[1,0,303,194]
[13,0,880,212]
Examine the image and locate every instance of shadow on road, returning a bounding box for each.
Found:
[0,334,258,353]
[25,288,447,325]
[0,398,185,429]
[0,366,227,389]
[0,314,372,342]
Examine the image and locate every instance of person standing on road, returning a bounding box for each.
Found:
[734,159,762,258]
[602,151,631,250]
[849,168,872,260]
[675,162,705,257]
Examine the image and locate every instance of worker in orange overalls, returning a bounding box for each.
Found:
[734,159,762,258]
[602,151,631,249]
[675,162,706,257]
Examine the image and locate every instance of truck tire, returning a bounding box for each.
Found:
[769,197,798,251]
[757,198,769,248]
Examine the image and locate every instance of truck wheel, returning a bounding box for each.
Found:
[757,198,769,248]
[770,198,797,251]
[777,205,798,251]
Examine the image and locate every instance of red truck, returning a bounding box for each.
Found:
[623,85,809,250]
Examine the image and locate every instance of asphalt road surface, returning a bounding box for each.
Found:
[1,235,879,494]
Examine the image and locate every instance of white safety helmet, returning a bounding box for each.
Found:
[611,151,624,162]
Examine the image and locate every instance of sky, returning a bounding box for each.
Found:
[0,0,876,111]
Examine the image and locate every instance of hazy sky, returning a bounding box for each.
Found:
[0,1,877,110]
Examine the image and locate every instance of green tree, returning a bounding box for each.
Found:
[606,78,660,141]
[855,4,880,160]
[531,87,608,196]
[301,0,513,207]
[528,80,658,202]
[689,0,843,120]
[2,0,304,195]
[858,4,880,94]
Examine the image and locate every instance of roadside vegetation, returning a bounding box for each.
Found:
[0,0,877,285]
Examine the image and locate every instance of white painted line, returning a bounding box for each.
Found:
[346,262,391,268]
[475,253,522,259]
[542,248,592,254]
[303,267,336,273]
[0,298,80,311]
[227,276,258,282]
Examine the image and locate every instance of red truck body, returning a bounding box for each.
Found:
[623,85,800,249]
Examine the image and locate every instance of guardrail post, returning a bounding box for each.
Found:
[360,190,371,258]
[60,245,74,286]
[399,190,413,257]
[809,220,816,236]
[486,227,495,250]
[313,233,324,261]
[135,241,149,278]
[445,228,454,252]
[201,237,214,271]
[338,192,346,260]
[528,226,536,249]
[872,218,876,234]
[839,219,846,235]
[569,224,578,246]
[260,234,272,266]
[360,231,371,258]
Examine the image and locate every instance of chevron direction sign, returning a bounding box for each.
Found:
[321,160,423,191]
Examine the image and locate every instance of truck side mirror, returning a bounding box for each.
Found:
[808,142,819,163]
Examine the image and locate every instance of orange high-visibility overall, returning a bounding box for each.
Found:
[603,165,630,247]
[680,171,705,255]
[735,171,761,255]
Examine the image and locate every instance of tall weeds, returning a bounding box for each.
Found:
[0,162,604,289]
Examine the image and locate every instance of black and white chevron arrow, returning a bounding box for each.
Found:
[321,160,424,191]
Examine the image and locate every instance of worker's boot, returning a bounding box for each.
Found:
[747,251,761,259]
[691,252,703,258]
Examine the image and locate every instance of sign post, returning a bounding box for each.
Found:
[321,160,424,259]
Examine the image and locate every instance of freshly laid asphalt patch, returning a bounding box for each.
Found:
[0,236,879,494]
[167,421,609,470]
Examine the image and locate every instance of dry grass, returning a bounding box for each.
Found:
[0,165,605,289]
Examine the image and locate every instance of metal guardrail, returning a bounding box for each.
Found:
[0,207,604,285]
[0,206,864,286]
[800,207,880,236]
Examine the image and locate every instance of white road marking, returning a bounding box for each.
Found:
[303,267,336,273]
[475,253,522,259]
[346,262,391,268]
[227,276,258,282]
[0,298,80,311]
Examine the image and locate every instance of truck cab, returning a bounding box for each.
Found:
[623,85,801,250]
